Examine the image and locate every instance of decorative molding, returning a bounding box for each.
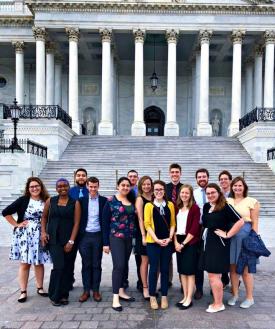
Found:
[0,17,33,27]
[65,27,80,42]
[264,30,275,44]
[32,26,47,41]
[133,29,146,43]
[46,41,56,54]
[199,30,212,44]
[254,44,264,56]
[231,29,246,44]
[99,28,112,42]
[166,29,179,43]
[12,41,25,53]
[245,0,274,4]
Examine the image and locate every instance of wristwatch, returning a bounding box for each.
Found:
[68,240,74,245]
[181,242,185,247]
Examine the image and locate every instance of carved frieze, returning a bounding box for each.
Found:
[65,27,80,42]
[231,29,246,44]
[32,26,47,41]
[264,30,275,44]
[133,29,146,43]
[12,41,25,53]
[100,28,112,42]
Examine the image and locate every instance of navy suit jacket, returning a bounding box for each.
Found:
[78,195,107,237]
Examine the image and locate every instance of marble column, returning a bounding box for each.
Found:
[245,57,253,113]
[197,30,212,136]
[98,28,113,136]
[263,30,275,108]
[12,41,25,105]
[66,27,80,134]
[33,27,47,105]
[46,41,55,105]
[228,30,245,136]
[253,45,263,108]
[165,29,179,136]
[195,46,201,134]
[132,29,146,136]
[54,55,63,106]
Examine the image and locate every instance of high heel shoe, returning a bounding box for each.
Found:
[18,291,27,303]
[37,287,48,297]
[143,286,150,301]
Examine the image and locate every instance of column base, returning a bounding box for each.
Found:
[131,121,146,136]
[72,120,81,135]
[227,122,239,137]
[197,122,212,136]
[98,121,113,136]
[164,122,179,136]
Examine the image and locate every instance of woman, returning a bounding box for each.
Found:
[2,177,51,303]
[227,176,260,309]
[174,184,201,310]
[102,177,136,312]
[135,176,153,301]
[41,178,81,306]
[144,180,175,310]
[200,183,244,313]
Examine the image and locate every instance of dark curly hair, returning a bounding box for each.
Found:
[24,177,49,202]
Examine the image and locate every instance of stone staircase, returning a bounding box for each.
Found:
[1,136,275,219]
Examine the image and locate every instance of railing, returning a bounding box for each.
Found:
[0,139,47,158]
[267,147,275,161]
[3,104,72,128]
[239,107,275,131]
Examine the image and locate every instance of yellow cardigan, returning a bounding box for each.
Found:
[144,201,176,243]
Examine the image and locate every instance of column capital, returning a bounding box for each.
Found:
[245,56,254,66]
[66,27,80,42]
[254,44,264,56]
[100,28,112,42]
[199,30,212,44]
[46,41,56,54]
[133,29,146,43]
[12,41,25,53]
[32,26,47,41]
[166,29,179,43]
[264,30,275,45]
[231,29,245,44]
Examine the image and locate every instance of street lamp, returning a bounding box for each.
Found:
[150,35,159,92]
[9,98,23,152]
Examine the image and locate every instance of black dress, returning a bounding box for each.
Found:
[199,203,240,274]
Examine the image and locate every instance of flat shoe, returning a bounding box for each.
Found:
[18,291,27,303]
[60,298,69,305]
[119,296,135,302]
[37,288,48,297]
[179,302,193,310]
[206,304,225,313]
[112,305,123,312]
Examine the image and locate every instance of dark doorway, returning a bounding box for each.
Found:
[144,106,165,136]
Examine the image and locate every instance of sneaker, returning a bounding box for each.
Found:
[227,295,239,306]
[206,304,225,313]
[240,299,254,309]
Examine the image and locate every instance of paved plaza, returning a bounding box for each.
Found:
[0,218,274,329]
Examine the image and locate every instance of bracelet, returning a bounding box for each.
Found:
[181,243,185,247]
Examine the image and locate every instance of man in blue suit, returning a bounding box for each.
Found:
[78,177,107,303]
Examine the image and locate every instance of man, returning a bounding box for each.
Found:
[193,168,209,300]
[166,163,183,287]
[127,169,142,291]
[218,170,233,289]
[69,168,89,200]
[78,177,107,302]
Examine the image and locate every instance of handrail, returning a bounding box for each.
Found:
[0,138,47,158]
[239,107,275,131]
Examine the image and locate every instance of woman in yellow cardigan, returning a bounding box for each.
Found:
[144,180,175,310]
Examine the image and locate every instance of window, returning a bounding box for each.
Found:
[0,77,7,88]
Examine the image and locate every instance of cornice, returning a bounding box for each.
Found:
[25,1,275,15]
[0,17,33,27]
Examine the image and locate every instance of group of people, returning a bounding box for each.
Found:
[2,164,260,313]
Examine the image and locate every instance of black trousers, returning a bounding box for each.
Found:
[79,232,103,292]
[48,244,75,302]
[110,235,132,294]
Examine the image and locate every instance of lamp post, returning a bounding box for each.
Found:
[150,35,158,92]
[9,98,23,152]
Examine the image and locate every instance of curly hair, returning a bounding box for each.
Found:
[24,177,49,202]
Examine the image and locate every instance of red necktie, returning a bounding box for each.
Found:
[172,184,177,204]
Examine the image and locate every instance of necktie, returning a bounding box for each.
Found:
[202,189,206,205]
[172,184,177,204]
[79,188,84,198]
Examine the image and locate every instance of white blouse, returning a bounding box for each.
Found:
[176,209,189,235]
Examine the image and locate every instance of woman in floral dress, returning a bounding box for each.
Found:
[2,177,51,303]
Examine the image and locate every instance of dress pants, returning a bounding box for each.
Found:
[110,235,132,294]
[79,231,103,292]
[147,243,172,296]
[48,244,75,302]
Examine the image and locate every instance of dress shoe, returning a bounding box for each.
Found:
[119,296,135,302]
[93,291,102,302]
[176,301,184,307]
[18,291,27,303]
[37,287,48,297]
[179,302,193,310]
[112,305,123,312]
[194,290,203,300]
[60,298,69,305]
[51,300,61,307]
[79,291,90,303]
[206,304,225,313]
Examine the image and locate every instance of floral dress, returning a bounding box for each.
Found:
[10,198,51,264]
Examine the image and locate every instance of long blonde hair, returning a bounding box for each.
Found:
[176,184,195,210]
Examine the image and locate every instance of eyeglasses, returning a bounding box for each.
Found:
[206,191,218,196]
[154,188,164,193]
[29,185,40,189]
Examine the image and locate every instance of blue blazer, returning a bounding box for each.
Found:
[78,195,107,237]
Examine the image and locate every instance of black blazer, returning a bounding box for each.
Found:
[2,196,30,224]
[166,182,183,202]
[79,195,107,237]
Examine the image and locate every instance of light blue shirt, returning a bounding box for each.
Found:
[86,195,101,233]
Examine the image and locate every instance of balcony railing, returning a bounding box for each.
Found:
[267,147,275,161]
[0,138,47,158]
[239,107,275,131]
[3,104,72,129]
